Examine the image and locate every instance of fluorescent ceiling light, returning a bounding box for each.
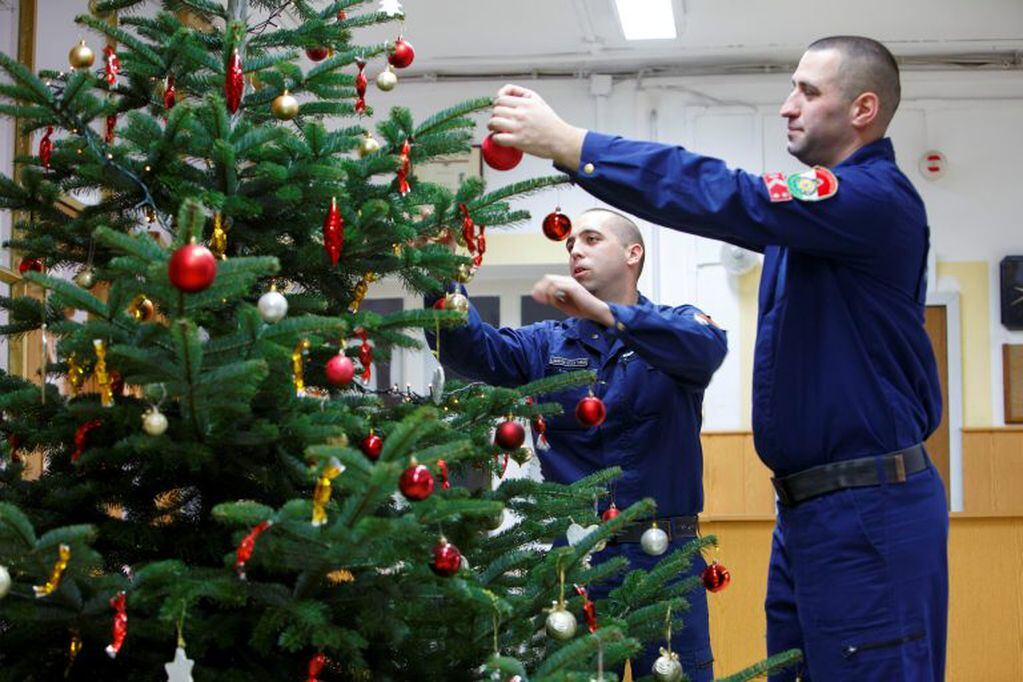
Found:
[614,0,678,40]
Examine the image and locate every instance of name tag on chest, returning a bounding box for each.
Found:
[548,356,590,368]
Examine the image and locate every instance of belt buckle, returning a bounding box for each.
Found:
[892,453,907,483]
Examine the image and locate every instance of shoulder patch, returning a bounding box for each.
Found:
[787,166,838,202]
[762,172,793,202]
[694,313,719,328]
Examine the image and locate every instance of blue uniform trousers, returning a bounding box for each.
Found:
[589,540,715,682]
[766,463,948,681]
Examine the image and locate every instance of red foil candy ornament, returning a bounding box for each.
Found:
[399,461,435,501]
[360,432,383,461]
[430,537,462,577]
[574,584,598,633]
[104,591,127,658]
[103,46,120,87]
[306,652,326,682]
[459,203,477,253]
[356,328,372,382]
[72,419,102,463]
[322,197,344,266]
[702,561,731,593]
[325,354,355,386]
[474,225,486,267]
[354,58,368,114]
[542,207,572,242]
[18,257,44,274]
[105,113,117,143]
[396,139,411,196]
[168,242,218,293]
[482,133,522,171]
[163,75,176,112]
[575,393,607,427]
[225,49,244,114]
[494,450,509,477]
[388,36,415,69]
[39,126,53,169]
[235,520,272,579]
[336,10,347,21]
[494,419,525,451]
[437,458,450,490]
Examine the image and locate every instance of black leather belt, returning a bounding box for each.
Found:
[771,444,930,507]
[610,515,699,544]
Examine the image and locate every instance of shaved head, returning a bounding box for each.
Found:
[579,208,645,275]
[807,36,901,131]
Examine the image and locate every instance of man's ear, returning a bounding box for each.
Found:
[850,91,881,131]
[626,243,644,267]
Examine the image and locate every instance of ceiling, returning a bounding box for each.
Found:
[351,0,1023,78]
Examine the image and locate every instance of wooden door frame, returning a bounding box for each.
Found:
[927,290,964,511]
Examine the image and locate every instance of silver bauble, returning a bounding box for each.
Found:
[142,407,168,436]
[640,524,669,556]
[376,66,398,91]
[74,267,96,289]
[652,653,683,682]
[0,565,10,599]
[257,289,288,323]
[545,605,577,641]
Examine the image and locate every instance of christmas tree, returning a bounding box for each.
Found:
[0,1,800,679]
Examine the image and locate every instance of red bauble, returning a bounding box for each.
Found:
[481,134,523,171]
[542,208,572,242]
[325,354,355,386]
[18,257,44,274]
[388,37,415,69]
[601,504,620,522]
[306,46,330,62]
[494,420,525,451]
[701,561,731,593]
[575,394,607,427]
[360,433,383,461]
[399,463,435,501]
[168,242,217,293]
[432,297,446,310]
[430,538,462,577]
[225,49,244,114]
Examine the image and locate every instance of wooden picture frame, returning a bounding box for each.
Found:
[1004,344,1023,424]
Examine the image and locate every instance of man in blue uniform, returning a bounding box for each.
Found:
[428,208,727,679]
[486,36,947,681]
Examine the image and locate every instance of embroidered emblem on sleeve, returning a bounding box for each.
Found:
[787,166,838,202]
[762,172,793,202]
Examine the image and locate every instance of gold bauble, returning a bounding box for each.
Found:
[128,294,155,322]
[376,66,398,92]
[454,263,476,284]
[357,132,381,158]
[444,292,470,315]
[510,447,533,466]
[271,90,299,120]
[69,40,95,69]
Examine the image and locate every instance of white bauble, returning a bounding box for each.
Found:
[641,525,669,556]
[142,408,168,436]
[545,606,577,641]
[0,565,10,599]
[652,653,683,682]
[257,289,288,323]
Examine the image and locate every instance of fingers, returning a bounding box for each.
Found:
[486,116,517,135]
[497,83,534,99]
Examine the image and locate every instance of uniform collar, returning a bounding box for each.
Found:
[836,137,894,168]
[562,293,649,359]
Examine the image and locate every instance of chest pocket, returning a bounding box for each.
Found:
[621,354,676,419]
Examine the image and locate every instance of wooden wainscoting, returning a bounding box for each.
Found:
[963,428,1023,513]
[700,514,1023,681]
[700,432,775,516]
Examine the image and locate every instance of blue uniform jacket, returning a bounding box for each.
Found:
[565,133,942,476]
[429,294,727,517]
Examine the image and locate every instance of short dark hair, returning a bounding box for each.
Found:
[808,36,901,129]
[579,208,645,276]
